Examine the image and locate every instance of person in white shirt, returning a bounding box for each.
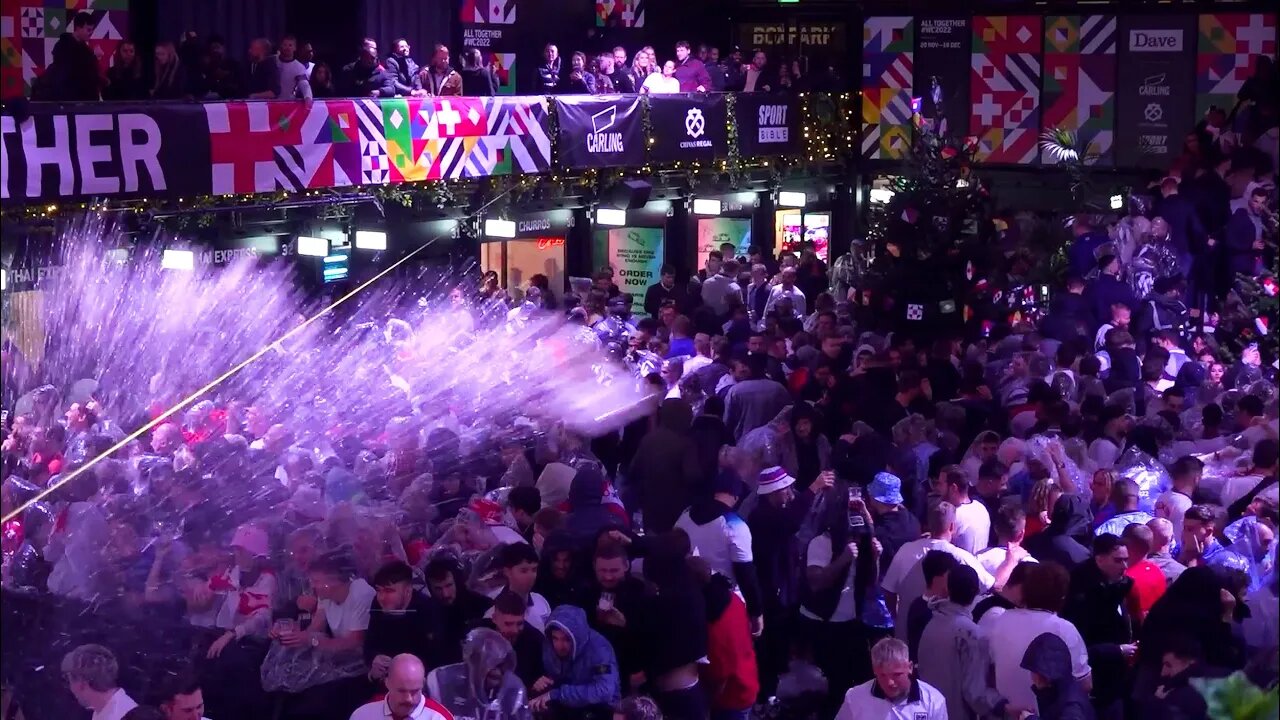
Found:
[640,60,679,94]
[675,471,763,632]
[1154,456,1201,539]
[988,562,1092,714]
[157,675,211,720]
[1094,303,1131,351]
[481,542,552,632]
[681,333,715,377]
[61,644,138,720]
[764,267,807,319]
[350,654,452,720]
[836,638,948,720]
[940,465,991,555]
[277,555,374,655]
[977,503,1039,577]
[881,501,999,640]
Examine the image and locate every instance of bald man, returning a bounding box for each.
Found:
[349,654,452,720]
[1146,517,1186,586]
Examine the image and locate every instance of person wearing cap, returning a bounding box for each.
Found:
[862,471,922,575]
[749,465,831,696]
[675,470,765,635]
[199,523,276,718]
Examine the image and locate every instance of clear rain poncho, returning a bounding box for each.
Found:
[1114,445,1173,515]
[426,628,531,720]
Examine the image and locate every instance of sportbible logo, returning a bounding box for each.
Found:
[757,104,789,143]
[680,108,712,150]
[1129,30,1183,52]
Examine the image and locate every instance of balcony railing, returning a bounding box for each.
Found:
[0,92,823,204]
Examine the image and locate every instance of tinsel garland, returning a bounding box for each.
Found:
[4,93,856,224]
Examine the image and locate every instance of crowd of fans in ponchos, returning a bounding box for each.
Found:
[1,228,1279,720]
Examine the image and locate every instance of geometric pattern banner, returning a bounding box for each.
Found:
[1196,13,1277,119]
[0,96,551,201]
[970,15,1043,164]
[596,0,645,28]
[861,16,913,160]
[207,97,552,194]
[0,0,129,99]
[459,0,520,96]
[1042,15,1117,165]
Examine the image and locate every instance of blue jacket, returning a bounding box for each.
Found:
[543,605,621,708]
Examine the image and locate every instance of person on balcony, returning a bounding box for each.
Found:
[244,38,280,99]
[339,39,395,98]
[534,43,562,95]
[459,49,498,96]
[385,39,426,98]
[422,44,463,97]
[672,41,710,93]
[742,50,771,93]
[640,60,679,95]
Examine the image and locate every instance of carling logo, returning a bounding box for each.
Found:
[587,105,624,154]
[1129,30,1182,52]
[758,104,789,143]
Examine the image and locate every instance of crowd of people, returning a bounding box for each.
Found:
[30,11,834,103]
[2,193,1276,720]
[5,14,1279,720]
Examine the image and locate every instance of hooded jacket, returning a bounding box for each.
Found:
[917,600,1009,720]
[678,494,764,618]
[542,605,621,708]
[427,627,530,719]
[1020,632,1096,720]
[629,399,702,533]
[1085,274,1137,327]
[1025,494,1093,570]
[564,467,627,548]
[1063,558,1135,648]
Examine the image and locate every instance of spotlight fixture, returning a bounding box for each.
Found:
[868,188,895,205]
[296,236,329,257]
[595,208,627,226]
[484,218,517,239]
[692,198,722,216]
[777,191,807,208]
[354,230,387,251]
[160,249,195,271]
[1110,194,1124,210]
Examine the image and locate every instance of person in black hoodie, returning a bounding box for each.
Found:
[1133,566,1244,703]
[365,561,434,682]
[564,467,628,549]
[458,48,498,96]
[628,398,702,534]
[423,556,492,669]
[1026,493,1094,571]
[1021,632,1098,720]
[635,530,710,718]
[37,12,99,101]
[1133,276,1189,349]
[534,530,582,609]
[483,589,545,688]
[1140,633,1230,720]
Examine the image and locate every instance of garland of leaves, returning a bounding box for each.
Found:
[4,93,856,225]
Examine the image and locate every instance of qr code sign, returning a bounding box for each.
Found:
[906,304,924,321]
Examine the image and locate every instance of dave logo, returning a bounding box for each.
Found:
[1129,30,1182,52]
[757,104,789,144]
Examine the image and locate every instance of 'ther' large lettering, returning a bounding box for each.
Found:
[0,112,166,200]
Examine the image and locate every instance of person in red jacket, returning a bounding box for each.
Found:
[696,562,760,720]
